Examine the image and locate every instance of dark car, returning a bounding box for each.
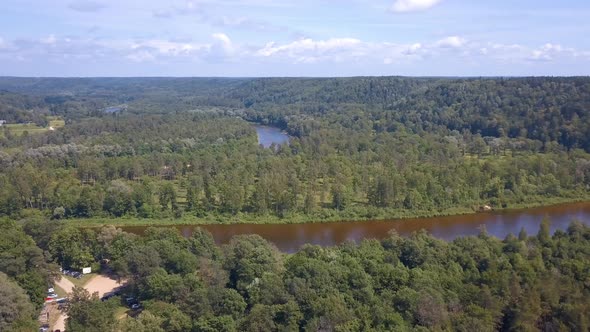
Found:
[101,292,116,301]
[125,296,141,309]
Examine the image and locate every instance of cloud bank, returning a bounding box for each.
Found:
[1,33,586,70]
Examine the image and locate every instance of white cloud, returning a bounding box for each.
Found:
[574,50,590,58]
[528,43,573,61]
[122,34,235,63]
[391,0,441,13]
[126,51,155,62]
[435,36,466,48]
[254,36,470,64]
[211,16,277,32]
[480,42,579,63]
[208,33,235,60]
[212,33,232,50]
[41,35,57,45]
[403,43,423,55]
[257,38,363,61]
[126,39,209,61]
[152,0,204,18]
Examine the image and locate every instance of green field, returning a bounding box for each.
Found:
[1,116,65,137]
[48,116,66,128]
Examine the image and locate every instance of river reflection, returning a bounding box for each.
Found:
[119,202,590,252]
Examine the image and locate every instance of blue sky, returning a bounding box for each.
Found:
[0,0,589,76]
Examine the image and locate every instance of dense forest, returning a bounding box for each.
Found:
[1,77,590,222]
[1,77,590,331]
[1,77,589,148]
[2,217,589,331]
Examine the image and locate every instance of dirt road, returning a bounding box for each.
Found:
[55,276,75,294]
[53,308,66,332]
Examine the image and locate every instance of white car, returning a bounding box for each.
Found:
[47,287,54,293]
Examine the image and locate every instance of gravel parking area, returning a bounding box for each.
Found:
[49,274,125,331]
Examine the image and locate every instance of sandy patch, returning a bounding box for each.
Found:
[84,274,124,297]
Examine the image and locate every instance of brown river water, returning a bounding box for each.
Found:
[119,201,590,252]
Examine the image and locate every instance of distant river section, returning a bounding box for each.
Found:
[254,125,290,148]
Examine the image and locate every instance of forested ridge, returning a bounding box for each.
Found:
[1,217,590,331]
[2,77,589,148]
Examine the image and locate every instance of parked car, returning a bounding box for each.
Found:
[47,287,54,293]
[47,293,58,299]
[39,324,49,332]
[125,297,141,308]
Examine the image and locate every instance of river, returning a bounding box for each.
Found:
[254,125,290,148]
[119,201,590,252]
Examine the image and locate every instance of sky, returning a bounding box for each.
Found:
[0,0,589,77]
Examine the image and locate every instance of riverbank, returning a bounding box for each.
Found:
[118,199,590,252]
[68,194,590,228]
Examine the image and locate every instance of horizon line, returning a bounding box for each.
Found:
[1,75,590,79]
